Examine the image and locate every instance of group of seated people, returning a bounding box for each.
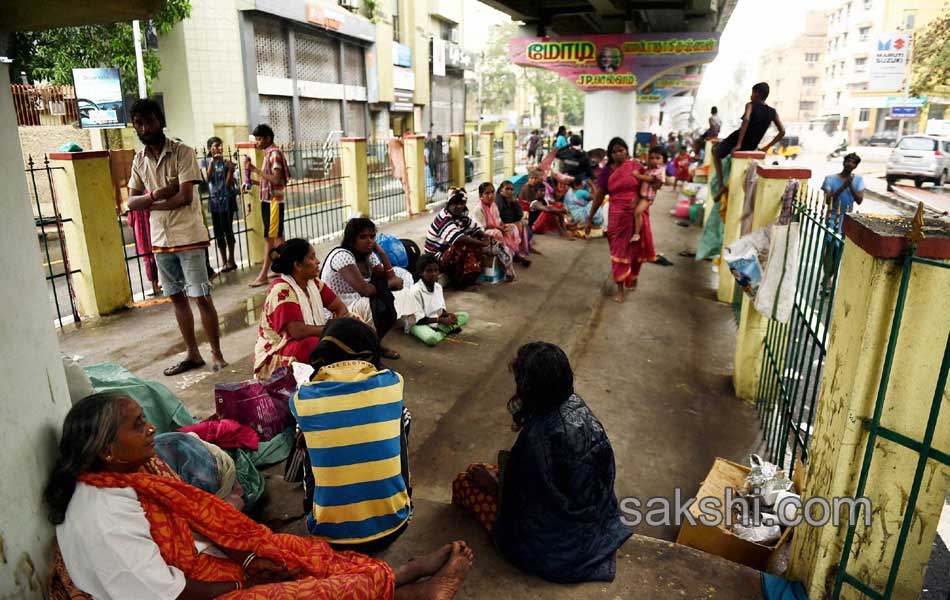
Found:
[49,328,630,598]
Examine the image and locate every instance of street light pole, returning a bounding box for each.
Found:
[897,28,914,137]
[132,20,147,99]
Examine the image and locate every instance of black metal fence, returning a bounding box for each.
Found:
[282,142,347,242]
[367,140,408,222]
[426,138,451,207]
[27,155,81,328]
[493,137,505,183]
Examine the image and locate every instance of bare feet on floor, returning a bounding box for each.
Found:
[397,542,473,600]
[401,542,454,583]
[211,353,228,372]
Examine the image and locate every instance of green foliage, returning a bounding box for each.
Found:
[12,0,191,95]
[479,22,518,115]
[910,5,950,97]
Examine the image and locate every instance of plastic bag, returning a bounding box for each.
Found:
[733,523,782,545]
[376,233,409,268]
[214,367,295,441]
[745,454,793,505]
[723,228,771,299]
[754,223,801,323]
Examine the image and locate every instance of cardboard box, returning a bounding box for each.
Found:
[676,457,798,571]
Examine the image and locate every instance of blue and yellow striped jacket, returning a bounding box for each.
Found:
[292,360,410,544]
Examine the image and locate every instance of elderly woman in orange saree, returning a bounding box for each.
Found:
[46,392,474,600]
[586,137,657,304]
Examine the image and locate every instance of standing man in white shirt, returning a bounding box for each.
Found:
[127,99,227,375]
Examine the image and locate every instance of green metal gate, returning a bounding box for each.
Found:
[756,185,845,478]
[832,206,950,599]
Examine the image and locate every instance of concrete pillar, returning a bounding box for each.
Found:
[789,214,950,600]
[732,165,812,401]
[212,123,250,155]
[717,150,766,303]
[0,63,72,600]
[703,137,719,227]
[503,130,516,178]
[479,132,494,186]
[236,142,265,263]
[449,133,465,189]
[403,134,427,215]
[584,90,637,152]
[48,151,133,317]
[339,138,370,219]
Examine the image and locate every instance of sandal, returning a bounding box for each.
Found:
[381,348,401,360]
[163,359,206,376]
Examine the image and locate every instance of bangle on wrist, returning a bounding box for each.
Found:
[242,552,258,573]
[234,581,243,590]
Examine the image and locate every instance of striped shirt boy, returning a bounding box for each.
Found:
[292,360,410,545]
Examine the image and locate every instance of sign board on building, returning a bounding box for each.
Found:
[393,66,415,91]
[433,37,446,77]
[306,5,345,31]
[392,90,414,113]
[508,33,720,91]
[885,96,927,108]
[71,67,125,129]
[926,120,950,136]
[869,33,908,92]
[393,41,412,67]
[890,106,918,119]
[445,42,475,70]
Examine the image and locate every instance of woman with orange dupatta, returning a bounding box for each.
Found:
[46,392,474,600]
[586,137,656,304]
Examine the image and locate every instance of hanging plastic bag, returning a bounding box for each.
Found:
[755,222,801,323]
[723,228,771,299]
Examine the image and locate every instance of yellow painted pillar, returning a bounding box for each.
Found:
[403,134,427,215]
[703,137,719,226]
[213,123,249,155]
[717,150,766,303]
[503,130,516,178]
[339,137,370,219]
[236,142,265,264]
[49,151,132,317]
[732,165,812,401]
[449,133,465,189]
[480,132,494,185]
[789,214,950,600]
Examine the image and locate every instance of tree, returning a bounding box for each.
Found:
[909,5,950,97]
[478,22,519,115]
[12,0,191,95]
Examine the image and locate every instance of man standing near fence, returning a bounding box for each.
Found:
[246,124,289,287]
[126,99,227,376]
[820,152,864,293]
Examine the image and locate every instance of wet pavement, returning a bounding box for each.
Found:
[59,186,765,598]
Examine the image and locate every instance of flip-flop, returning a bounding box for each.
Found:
[381,348,401,360]
[654,255,674,267]
[163,359,206,376]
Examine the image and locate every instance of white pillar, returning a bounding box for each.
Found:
[583,90,637,151]
[0,64,72,598]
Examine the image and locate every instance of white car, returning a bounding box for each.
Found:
[885,135,950,188]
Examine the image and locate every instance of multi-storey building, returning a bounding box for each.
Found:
[818,0,946,143]
[756,11,827,124]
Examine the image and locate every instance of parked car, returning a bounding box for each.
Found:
[885,135,950,188]
[864,131,899,147]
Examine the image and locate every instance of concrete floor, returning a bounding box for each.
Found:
[60,186,766,598]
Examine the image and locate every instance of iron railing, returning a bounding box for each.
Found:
[12,84,79,126]
[832,204,950,600]
[367,139,408,222]
[26,155,81,327]
[281,142,347,243]
[756,184,844,478]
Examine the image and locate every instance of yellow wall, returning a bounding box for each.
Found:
[789,242,950,599]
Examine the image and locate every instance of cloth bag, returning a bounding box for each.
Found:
[723,227,771,299]
[754,222,801,323]
[214,367,296,441]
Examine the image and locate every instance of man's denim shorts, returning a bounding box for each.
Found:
[155,248,213,298]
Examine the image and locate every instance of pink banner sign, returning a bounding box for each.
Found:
[508,33,720,92]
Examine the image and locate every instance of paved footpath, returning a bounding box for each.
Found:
[61,187,765,598]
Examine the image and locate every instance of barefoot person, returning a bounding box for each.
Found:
[246,124,289,287]
[126,99,227,375]
[46,392,474,599]
[586,137,655,303]
[451,343,631,583]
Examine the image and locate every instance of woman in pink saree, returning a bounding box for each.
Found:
[473,182,523,262]
[586,137,656,303]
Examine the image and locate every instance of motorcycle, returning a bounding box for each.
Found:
[827,140,848,161]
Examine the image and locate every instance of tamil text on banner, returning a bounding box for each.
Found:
[508,33,720,92]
